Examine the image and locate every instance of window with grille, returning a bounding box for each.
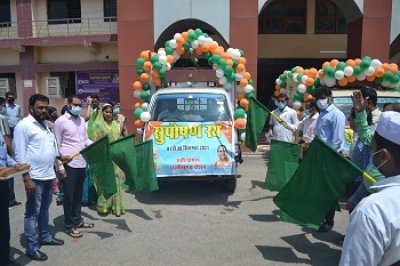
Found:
[47,0,81,25]
[0,0,11,27]
[315,0,347,34]
[104,0,117,22]
[259,0,306,34]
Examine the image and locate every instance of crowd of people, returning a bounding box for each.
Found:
[267,85,400,265]
[0,93,128,265]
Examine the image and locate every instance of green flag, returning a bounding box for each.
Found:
[80,136,117,196]
[265,139,301,191]
[135,140,159,193]
[245,97,270,152]
[109,134,137,191]
[273,137,362,228]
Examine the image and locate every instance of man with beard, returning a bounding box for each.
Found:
[14,94,65,261]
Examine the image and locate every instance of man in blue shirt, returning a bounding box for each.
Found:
[314,86,346,232]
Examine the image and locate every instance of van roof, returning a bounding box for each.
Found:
[152,87,229,96]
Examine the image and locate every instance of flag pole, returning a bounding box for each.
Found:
[269,111,287,125]
[362,171,377,184]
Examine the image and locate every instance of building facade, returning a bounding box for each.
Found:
[0,0,398,130]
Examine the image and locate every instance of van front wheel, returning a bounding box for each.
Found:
[224,176,236,194]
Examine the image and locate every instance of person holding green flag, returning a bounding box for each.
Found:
[92,103,125,217]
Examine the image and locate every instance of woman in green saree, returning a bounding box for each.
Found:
[92,104,124,216]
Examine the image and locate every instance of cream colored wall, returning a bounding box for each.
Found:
[258,0,348,59]
[0,49,19,65]
[37,43,118,64]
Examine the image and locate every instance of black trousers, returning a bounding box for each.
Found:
[63,165,85,230]
[8,177,16,204]
[0,180,10,263]
[324,208,336,225]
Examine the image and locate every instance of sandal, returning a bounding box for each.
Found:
[76,222,95,228]
[65,228,83,238]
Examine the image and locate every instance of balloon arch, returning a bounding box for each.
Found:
[132,28,253,130]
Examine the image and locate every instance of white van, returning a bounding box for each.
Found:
[143,87,241,193]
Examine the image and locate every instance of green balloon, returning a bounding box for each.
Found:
[224,66,233,77]
[133,108,143,119]
[391,74,400,84]
[151,54,159,64]
[306,86,315,94]
[294,92,304,102]
[324,66,335,78]
[280,81,287,88]
[159,68,166,79]
[239,49,245,57]
[165,46,174,55]
[208,57,214,66]
[383,71,393,81]
[336,62,346,71]
[232,59,238,69]
[248,79,253,85]
[202,52,212,60]
[360,60,370,70]
[296,73,304,82]
[143,83,151,91]
[279,74,287,81]
[287,72,293,80]
[189,31,197,41]
[375,77,383,84]
[245,92,254,99]
[184,41,191,52]
[353,66,362,76]
[195,28,203,36]
[218,58,227,69]
[153,62,162,71]
[137,57,145,66]
[314,77,321,87]
[362,56,372,62]
[234,108,246,119]
[136,68,144,75]
[140,91,150,101]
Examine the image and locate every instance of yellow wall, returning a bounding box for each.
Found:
[0,49,19,65]
[37,43,118,64]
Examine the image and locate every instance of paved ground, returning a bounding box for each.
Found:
[8,154,348,266]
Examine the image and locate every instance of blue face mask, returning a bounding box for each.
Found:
[277,103,286,111]
[0,106,6,116]
[303,109,311,117]
[70,106,81,116]
[113,107,120,114]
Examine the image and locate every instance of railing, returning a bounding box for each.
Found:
[0,17,117,40]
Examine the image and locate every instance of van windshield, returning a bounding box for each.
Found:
[152,93,231,122]
[333,97,400,118]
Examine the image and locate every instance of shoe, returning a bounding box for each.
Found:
[317,223,333,232]
[336,235,345,244]
[39,238,64,246]
[9,201,21,208]
[3,259,19,266]
[26,250,48,261]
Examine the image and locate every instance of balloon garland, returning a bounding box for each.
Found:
[132,28,255,134]
[274,56,400,107]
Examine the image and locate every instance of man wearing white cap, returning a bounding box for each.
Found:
[340,111,400,266]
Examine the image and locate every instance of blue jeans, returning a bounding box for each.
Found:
[24,179,53,254]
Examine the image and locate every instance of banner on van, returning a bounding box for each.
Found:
[144,121,235,177]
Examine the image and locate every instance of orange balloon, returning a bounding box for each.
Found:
[305,77,314,86]
[134,102,141,109]
[140,73,150,83]
[303,93,313,102]
[143,61,152,72]
[167,55,175,64]
[194,48,203,56]
[338,78,348,87]
[346,59,356,67]
[234,118,247,129]
[133,81,142,90]
[274,90,281,97]
[309,68,318,77]
[375,67,385,77]
[134,119,144,128]
[221,52,230,60]
[318,71,325,79]
[214,46,224,55]
[176,46,185,55]
[303,69,310,76]
[366,75,376,82]
[236,63,246,73]
[239,98,249,109]
[226,59,233,66]
[389,63,398,73]
[381,63,390,71]
[152,71,160,79]
[176,36,185,45]
[330,59,339,67]
[238,57,247,65]
[322,61,330,68]
[239,78,248,88]
[295,66,304,74]
[153,78,161,87]
[346,75,356,83]
[275,84,281,90]
[236,93,245,101]
[354,58,361,65]
[140,50,150,60]
[181,31,188,40]
[209,42,218,52]
[243,72,251,79]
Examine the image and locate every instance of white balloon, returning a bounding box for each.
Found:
[244,84,254,93]
[240,132,246,142]
[165,63,171,71]
[198,35,206,45]
[174,33,181,40]
[140,111,151,122]
[371,59,382,69]
[335,70,345,80]
[320,77,326,85]
[133,90,142,99]
[382,80,391,88]
[325,77,336,87]
[275,78,281,85]
[227,48,234,56]
[301,75,309,83]
[216,69,224,78]
[223,82,232,90]
[297,84,307,94]
[366,66,375,76]
[232,49,241,60]
[159,55,167,65]
[141,102,149,111]
[218,76,227,85]
[293,101,302,110]
[356,73,366,81]
[344,66,354,77]
[191,40,199,49]
[244,113,247,120]
[280,88,287,94]
[205,37,213,44]
[157,49,166,56]
[235,73,243,81]
[169,39,177,49]
[292,73,298,82]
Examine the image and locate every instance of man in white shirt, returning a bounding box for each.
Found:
[296,100,319,152]
[268,94,298,142]
[340,111,400,266]
[14,94,66,261]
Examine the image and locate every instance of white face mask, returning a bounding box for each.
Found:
[317,99,329,110]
